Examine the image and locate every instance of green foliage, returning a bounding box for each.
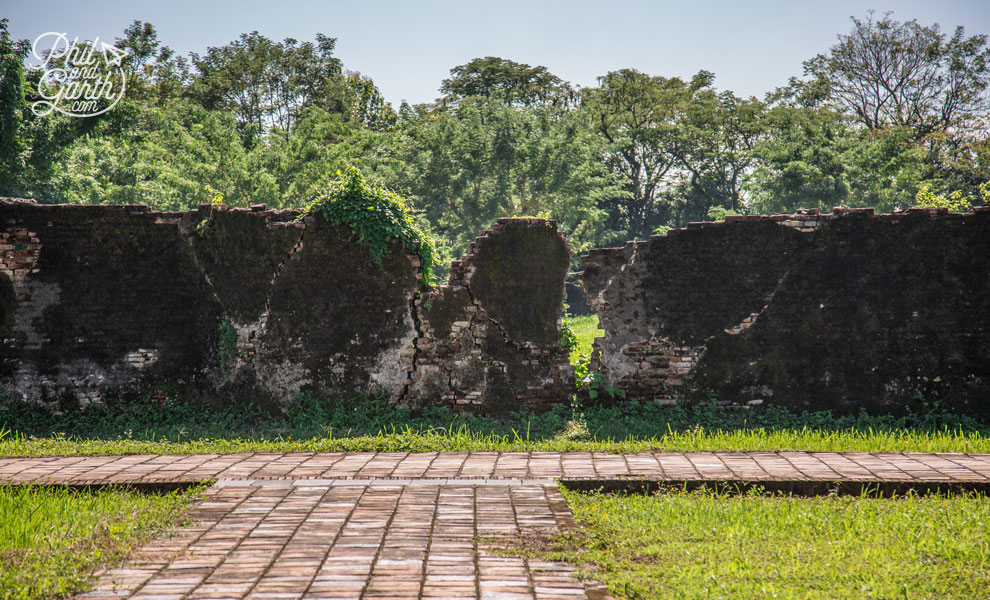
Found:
[1,393,989,455]
[194,184,225,236]
[440,56,574,107]
[535,488,990,599]
[379,94,614,263]
[705,205,738,220]
[746,106,851,213]
[0,485,196,600]
[574,354,626,402]
[914,181,988,211]
[305,166,438,285]
[0,19,26,195]
[557,322,578,354]
[563,314,600,364]
[2,14,988,246]
[558,305,579,354]
[216,316,238,367]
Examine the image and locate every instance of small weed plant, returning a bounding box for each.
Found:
[193,184,224,236]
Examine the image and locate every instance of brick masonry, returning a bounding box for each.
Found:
[581,206,990,416]
[0,201,572,414]
[73,480,597,600]
[0,451,985,599]
[407,218,573,413]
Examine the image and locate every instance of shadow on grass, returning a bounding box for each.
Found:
[2,392,987,444]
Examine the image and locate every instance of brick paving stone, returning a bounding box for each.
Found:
[0,450,983,598]
[71,480,592,600]
[3,452,990,486]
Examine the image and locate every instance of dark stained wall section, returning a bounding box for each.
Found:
[0,200,572,413]
[582,208,990,417]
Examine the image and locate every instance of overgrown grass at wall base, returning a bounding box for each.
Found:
[525,487,990,599]
[0,485,198,600]
[303,165,438,285]
[1,395,989,456]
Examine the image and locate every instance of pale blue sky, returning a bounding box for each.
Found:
[6,0,990,106]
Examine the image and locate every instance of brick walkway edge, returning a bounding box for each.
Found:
[2,451,988,600]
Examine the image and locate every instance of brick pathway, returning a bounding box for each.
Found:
[73,480,598,600]
[2,451,989,485]
[2,451,988,600]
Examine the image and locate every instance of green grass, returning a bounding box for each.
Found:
[0,485,199,600]
[564,313,600,363]
[531,487,990,599]
[2,392,989,456]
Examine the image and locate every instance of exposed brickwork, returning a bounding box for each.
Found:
[0,200,572,414]
[0,227,41,279]
[582,207,990,416]
[404,218,574,413]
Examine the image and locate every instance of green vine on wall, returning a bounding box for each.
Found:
[217,316,238,368]
[303,166,438,286]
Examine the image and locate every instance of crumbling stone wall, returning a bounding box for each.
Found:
[0,200,571,413]
[582,207,990,417]
[405,218,573,413]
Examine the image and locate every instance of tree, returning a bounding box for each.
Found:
[580,69,707,239]
[189,32,396,137]
[115,21,190,104]
[794,12,990,139]
[440,57,574,107]
[672,88,767,216]
[0,18,27,195]
[746,106,851,213]
[191,32,340,132]
[380,96,612,264]
[52,98,258,210]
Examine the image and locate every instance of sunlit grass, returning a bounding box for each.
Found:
[538,487,990,599]
[0,485,199,600]
[3,391,988,457]
[1,424,987,457]
[564,313,600,363]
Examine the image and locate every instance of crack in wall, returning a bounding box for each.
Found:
[398,292,425,405]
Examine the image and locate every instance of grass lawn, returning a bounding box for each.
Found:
[0,485,199,600]
[2,423,987,456]
[564,313,600,363]
[2,393,988,456]
[526,487,990,599]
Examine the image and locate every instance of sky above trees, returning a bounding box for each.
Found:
[6,0,989,107]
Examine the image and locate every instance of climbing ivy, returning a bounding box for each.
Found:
[304,166,438,286]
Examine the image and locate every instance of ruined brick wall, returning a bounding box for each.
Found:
[0,200,571,413]
[405,218,573,413]
[582,207,990,417]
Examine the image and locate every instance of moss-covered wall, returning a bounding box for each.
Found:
[582,207,990,417]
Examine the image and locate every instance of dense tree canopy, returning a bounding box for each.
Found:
[0,13,987,265]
